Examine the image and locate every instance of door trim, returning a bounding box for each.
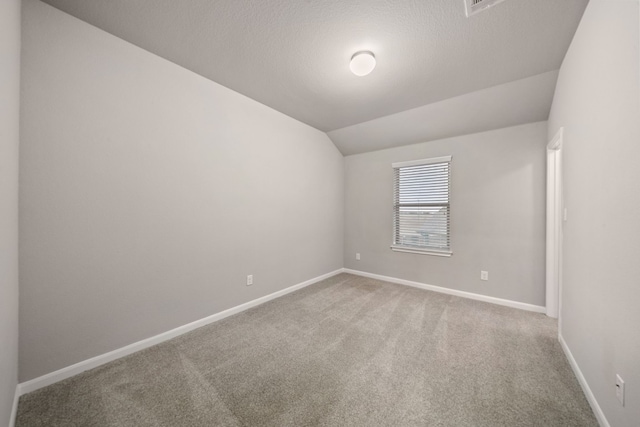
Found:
[546,127,564,320]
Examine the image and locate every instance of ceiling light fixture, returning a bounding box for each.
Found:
[349,51,376,76]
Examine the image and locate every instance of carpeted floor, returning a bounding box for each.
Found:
[17,273,597,426]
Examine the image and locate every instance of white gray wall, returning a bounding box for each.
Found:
[344,122,547,306]
[19,0,344,382]
[0,0,21,424]
[548,1,640,425]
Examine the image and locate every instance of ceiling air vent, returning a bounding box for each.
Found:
[464,0,507,17]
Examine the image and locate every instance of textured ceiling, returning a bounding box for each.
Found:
[329,70,559,155]
[40,0,588,134]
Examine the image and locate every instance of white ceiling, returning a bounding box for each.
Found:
[329,70,559,155]
[41,0,588,151]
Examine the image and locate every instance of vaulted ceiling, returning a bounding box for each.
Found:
[41,0,588,154]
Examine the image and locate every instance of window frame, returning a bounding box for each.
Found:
[390,155,452,257]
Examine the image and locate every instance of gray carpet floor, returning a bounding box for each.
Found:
[17,273,597,426]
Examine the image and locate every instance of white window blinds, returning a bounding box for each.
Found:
[391,156,452,256]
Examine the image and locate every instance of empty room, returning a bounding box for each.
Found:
[1,0,639,426]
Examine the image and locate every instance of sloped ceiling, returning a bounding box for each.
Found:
[41,0,588,153]
[330,70,559,155]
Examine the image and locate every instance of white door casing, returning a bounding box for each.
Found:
[546,127,563,320]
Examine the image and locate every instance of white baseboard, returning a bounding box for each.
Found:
[9,385,19,427]
[558,333,610,427]
[343,268,546,313]
[17,268,343,396]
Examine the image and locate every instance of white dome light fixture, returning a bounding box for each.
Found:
[350,51,376,76]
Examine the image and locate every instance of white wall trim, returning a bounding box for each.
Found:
[391,155,452,168]
[9,386,19,427]
[558,333,610,427]
[390,245,452,257]
[546,126,564,320]
[548,126,564,150]
[343,269,546,313]
[17,268,343,396]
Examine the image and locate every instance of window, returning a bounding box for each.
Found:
[391,156,452,256]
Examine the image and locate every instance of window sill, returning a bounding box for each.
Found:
[390,245,452,257]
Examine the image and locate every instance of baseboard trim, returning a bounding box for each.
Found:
[17,268,343,396]
[9,385,19,427]
[343,268,546,313]
[558,333,610,427]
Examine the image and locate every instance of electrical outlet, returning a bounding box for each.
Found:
[246,275,253,286]
[616,374,625,406]
[480,271,489,281]
[356,253,361,261]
